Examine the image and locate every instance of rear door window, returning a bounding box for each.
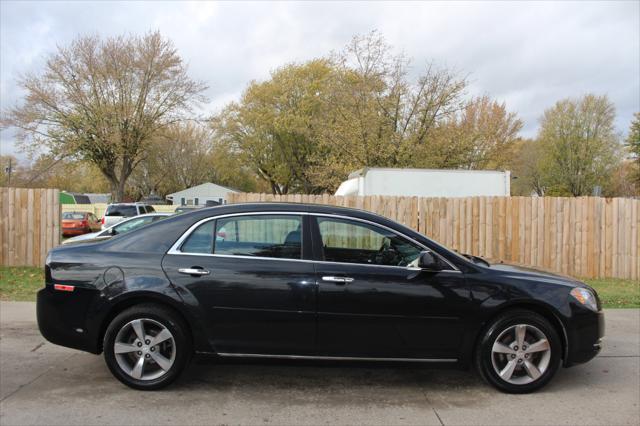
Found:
[214,215,302,260]
[181,221,215,254]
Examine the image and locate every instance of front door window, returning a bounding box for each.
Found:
[316,217,422,267]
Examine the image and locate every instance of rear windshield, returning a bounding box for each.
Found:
[62,212,85,220]
[105,205,138,217]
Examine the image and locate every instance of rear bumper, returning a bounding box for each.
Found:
[62,228,89,236]
[565,309,605,367]
[37,286,101,354]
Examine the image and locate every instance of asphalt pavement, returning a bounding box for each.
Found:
[1,302,638,426]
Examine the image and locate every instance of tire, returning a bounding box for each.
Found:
[103,304,192,390]
[475,309,561,393]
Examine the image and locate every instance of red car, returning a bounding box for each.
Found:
[61,211,101,237]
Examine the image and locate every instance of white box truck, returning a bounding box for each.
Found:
[335,168,511,197]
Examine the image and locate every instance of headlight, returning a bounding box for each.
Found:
[570,287,598,312]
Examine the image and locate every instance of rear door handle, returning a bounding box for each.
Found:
[178,268,210,276]
[322,276,354,284]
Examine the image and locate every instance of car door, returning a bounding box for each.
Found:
[89,213,101,231]
[162,213,317,355]
[311,215,470,360]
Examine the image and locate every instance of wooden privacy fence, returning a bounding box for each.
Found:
[1,187,638,279]
[1,188,60,267]
[228,193,640,280]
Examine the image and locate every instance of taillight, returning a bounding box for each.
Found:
[101,217,105,225]
[53,284,75,292]
[81,220,88,227]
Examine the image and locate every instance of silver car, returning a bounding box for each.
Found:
[64,213,171,245]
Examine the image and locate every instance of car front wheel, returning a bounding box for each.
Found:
[475,309,561,393]
[103,304,192,390]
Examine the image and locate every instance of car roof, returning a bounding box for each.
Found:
[117,212,172,218]
[107,202,152,206]
[191,202,388,218]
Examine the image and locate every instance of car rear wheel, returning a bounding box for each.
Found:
[475,309,561,393]
[103,304,192,390]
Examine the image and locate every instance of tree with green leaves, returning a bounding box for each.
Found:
[212,32,522,194]
[3,32,206,201]
[626,112,640,189]
[419,96,523,170]
[212,59,334,194]
[508,139,547,196]
[537,94,620,196]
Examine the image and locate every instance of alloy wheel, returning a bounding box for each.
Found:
[113,318,176,381]
[490,324,551,385]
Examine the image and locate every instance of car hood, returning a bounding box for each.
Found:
[487,262,586,288]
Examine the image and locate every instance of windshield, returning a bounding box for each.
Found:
[62,212,85,220]
[110,215,168,235]
[113,217,154,234]
[105,205,138,217]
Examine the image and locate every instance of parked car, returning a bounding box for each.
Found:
[61,211,101,237]
[63,213,172,245]
[37,203,604,393]
[101,203,156,230]
[174,206,203,214]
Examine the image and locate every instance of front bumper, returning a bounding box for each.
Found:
[37,286,101,354]
[565,309,605,367]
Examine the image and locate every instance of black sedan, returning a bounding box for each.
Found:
[37,203,604,392]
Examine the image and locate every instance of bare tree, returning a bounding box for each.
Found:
[3,32,206,201]
[131,122,216,197]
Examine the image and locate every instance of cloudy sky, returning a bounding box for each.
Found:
[1,0,638,161]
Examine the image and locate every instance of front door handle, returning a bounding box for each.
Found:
[178,268,210,276]
[322,276,354,284]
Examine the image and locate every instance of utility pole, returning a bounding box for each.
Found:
[4,157,12,185]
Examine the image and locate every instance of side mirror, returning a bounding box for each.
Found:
[418,251,442,271]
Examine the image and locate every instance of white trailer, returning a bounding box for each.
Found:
[335,168,511,197]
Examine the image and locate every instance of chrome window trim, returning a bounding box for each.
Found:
[168,212,304,258]
[217,352,457,363]
[166,210,460,272]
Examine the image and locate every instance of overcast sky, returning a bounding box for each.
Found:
[1,0,639,162]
